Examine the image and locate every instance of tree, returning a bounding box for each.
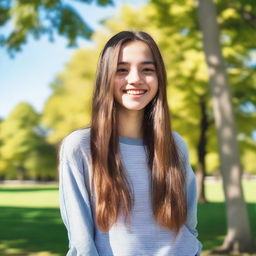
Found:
[197,0,254,252]
[150,0,256,202]
[42,46,98,143]
[0,0,113,55]
[0,103,56,180]
[42,2,256,179]
[145,0,216,202]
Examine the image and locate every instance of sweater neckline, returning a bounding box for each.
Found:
[119,136,144,146]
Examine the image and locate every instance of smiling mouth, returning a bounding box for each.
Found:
[123,89,148,95]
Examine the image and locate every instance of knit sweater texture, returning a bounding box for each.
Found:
[59,128,202,256]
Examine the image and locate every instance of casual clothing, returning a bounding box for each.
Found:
[59,128,202,256]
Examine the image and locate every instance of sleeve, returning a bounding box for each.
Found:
[182,140,203,256]
[173,132,203,256]
[183,149,203,255]
[59,135,100,256]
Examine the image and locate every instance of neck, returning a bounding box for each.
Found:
[117,107,144,139]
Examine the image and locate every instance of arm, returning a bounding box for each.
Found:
[183,142,203,256]
[184,148,198,237]
[59,134,99,256]
[173,132,203,255]
[185,161,203,255]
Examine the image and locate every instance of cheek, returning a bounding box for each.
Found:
[113,78,124,101]
[146,75,157,83]
[114,77,125,90]
[147,76,158,91]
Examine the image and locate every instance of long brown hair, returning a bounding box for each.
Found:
[90,31,187,233]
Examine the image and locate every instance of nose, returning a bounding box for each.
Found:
[127,68,142,85]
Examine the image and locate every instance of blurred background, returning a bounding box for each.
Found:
[0,0,255,255]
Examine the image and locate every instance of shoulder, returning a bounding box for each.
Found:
[172,131,189,161]
[172,132,195,183]
[62,128,90,147]
[172,131,187,148]
[60,128,91,159]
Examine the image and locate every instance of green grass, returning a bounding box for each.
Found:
[205,180,256,203]
[0,185,67,256]
[0,207,67,256]
[198,179,256,255]
[0,186,59,208]
[0,180,255,256]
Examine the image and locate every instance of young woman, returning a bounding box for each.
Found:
[59,30,202,256]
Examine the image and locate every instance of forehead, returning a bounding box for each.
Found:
[118,40,154,63]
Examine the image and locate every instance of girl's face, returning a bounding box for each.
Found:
[113,40,158,113]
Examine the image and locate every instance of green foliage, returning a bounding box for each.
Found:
[0,0,113,55]
[150,0,256,173]
[42,47,98,143]
[0,0,11,26]
[3,1,255,176]
[0,103,57,180]
[40,2,256,174]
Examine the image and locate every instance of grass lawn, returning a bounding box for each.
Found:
[0,180,255,256]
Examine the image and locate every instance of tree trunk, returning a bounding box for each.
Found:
[197,0,254,253]
[17,165,26,181]
[196,96,208,203]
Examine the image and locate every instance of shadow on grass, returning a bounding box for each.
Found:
[198,202,256,252]
[0,206,67,256]
[0,202,255,255]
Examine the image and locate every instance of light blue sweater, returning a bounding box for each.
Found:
[59,128,202,256]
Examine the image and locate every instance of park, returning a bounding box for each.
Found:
[0,0,255,255]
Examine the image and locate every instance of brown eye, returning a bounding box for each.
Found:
[116,68,128,73]
[143,68,155,72]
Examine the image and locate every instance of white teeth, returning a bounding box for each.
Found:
[125,90,146,95]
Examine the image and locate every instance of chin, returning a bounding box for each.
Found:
[121,104,146,112]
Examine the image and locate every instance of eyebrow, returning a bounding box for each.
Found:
[117,61,155,65]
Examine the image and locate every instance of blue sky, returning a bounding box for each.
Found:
[0,0,147,119]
